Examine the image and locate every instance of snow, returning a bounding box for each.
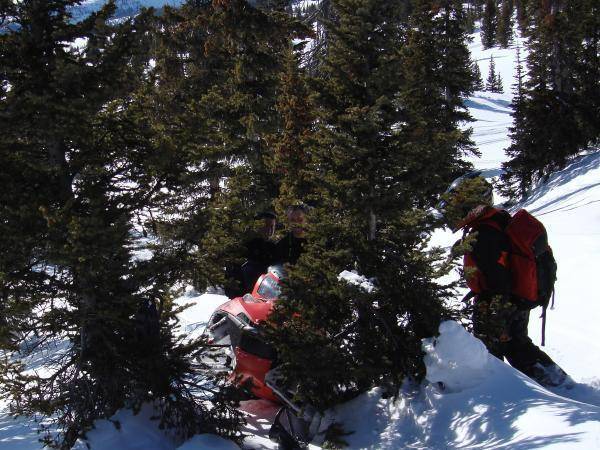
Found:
[72,405,175,450]
[338,270,377,293]
[321,321,600,450]
[422,321,492,393]
[176,291,228,341]
[69,404,241,450]
[2,14,600,450]
[176,435,240,450]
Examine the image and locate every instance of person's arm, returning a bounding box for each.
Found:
[471,225,515,340]
[471,224,511,296]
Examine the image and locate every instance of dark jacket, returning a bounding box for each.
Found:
[245,236,277,266]
[461,207,512,301]
[275,232,305,265]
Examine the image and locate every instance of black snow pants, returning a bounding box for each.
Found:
[473,305,567,386]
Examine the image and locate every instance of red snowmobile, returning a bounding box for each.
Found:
[202,266,320,448]
[203,268,281,401]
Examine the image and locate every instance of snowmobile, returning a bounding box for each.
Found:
[201,265,323,449]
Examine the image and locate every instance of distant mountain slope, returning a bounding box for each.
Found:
[71,0,185,21]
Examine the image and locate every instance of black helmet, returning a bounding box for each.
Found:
[437,171,494,228]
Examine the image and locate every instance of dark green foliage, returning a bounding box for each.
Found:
[264,0,465,411]
[0,0,517,442]
[502,0,600,198]
[485,55,504,93]
[497,0,514,48]
[265,43,315,216]
[150,0,308,293]
[0,1,243,447]
[472,61,485,91]
[514,0,529,31]
[481,0,497,49]
[398,0,477,200]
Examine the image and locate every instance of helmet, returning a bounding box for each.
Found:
[437,171,494,228]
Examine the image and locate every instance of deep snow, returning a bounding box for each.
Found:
[2,13,600,450]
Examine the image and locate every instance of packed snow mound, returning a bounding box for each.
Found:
[423,320,491,392]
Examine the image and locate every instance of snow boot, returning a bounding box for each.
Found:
[529,362,573,388]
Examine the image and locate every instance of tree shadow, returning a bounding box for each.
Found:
[516,151,600,214]
[416,373,600,450]
[549,380,600,409]
[0,411,43,450]
[340,367,600,450]
[465,98,511,115]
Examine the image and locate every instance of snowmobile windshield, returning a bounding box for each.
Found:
[257,275,280,300]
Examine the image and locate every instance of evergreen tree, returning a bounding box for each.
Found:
[514,0,529,31]
[514,44,525,98]
[148,0,307,296]
[497,0,514,48]
[265,43,315,216]
[395,0,477,200]
[495,71,504,93]
[501,44,531,198]
[568,0,600,148]
[472,61,485,91]
[0,1,243,447]
[502,0,599,197]
[481,0,497,49]
[265,0,458,411]
[485,54,503,92]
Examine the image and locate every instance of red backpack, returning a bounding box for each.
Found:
[504,209,557,310]
[482,209,558,345]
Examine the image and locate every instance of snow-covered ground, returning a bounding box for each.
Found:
[2,19,600,450]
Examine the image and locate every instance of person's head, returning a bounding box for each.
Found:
[254,211,276,239]
[286,203,310,238]
[438,171,494,231]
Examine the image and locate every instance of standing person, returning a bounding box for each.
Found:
[275,204,309,265]
[225,211,277,298]
[241,211,278,293]
[439,171,570,388]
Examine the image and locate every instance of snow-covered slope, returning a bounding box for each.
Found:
[2,20,600,450]
[70,0,184,21]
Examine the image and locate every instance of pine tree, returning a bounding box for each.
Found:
[501,45,531,198]
[481,0,498,49]
[568,0,600,149]
[265,43,315,216]
[514,44,525,97]
[485,54,502,92]
[0,1,243,446]
[472,61,485,91]
[147,0,307,297]
[514,0,529,31]
[495,71,504,93]
[497,0,514,48]
[398,0,477,199]
[198,0,308,294]
[502,0,599,197]
[265,0,458,411]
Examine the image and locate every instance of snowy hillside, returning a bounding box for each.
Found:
[70,0,184,21]
[2,21,600,450]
